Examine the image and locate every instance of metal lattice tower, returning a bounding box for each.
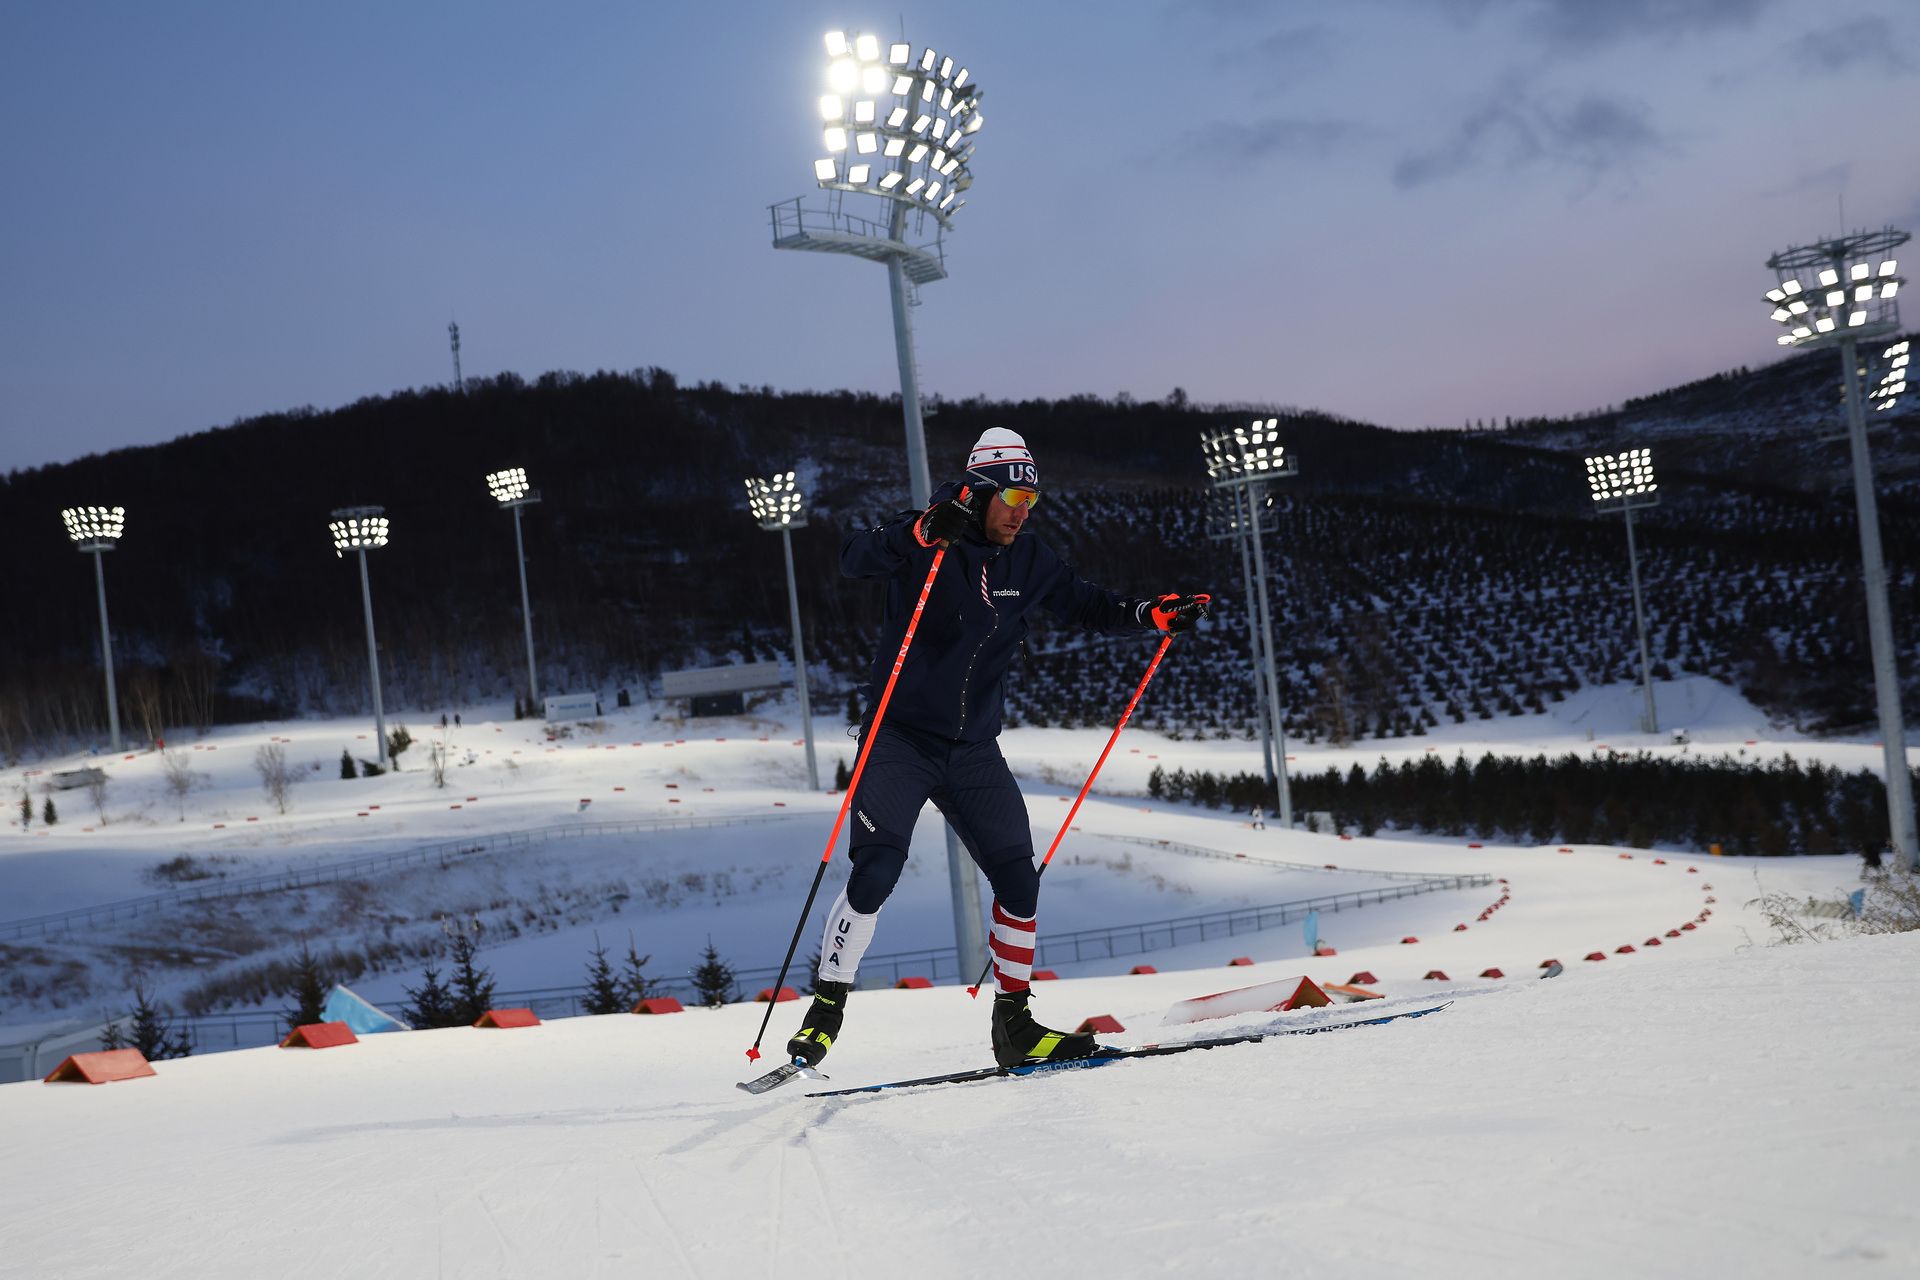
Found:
[449,321,464,394]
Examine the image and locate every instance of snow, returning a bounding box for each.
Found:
[2,679,1916,1274]
[2,933,1915,1276]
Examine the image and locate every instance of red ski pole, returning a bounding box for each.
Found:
[746,503,964,1062]
[967,625,1185,998]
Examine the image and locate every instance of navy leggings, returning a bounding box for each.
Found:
[843,722,1040,917]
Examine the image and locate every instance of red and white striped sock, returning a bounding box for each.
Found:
[990,901,1036,995]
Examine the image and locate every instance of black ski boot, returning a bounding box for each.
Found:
[786,979,853,1067]
[991,989,1098,1068]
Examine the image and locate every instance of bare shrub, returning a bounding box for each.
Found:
[427,740,448,789]
[84,770,110,826]
[160,747,204,821]
[254,742,294,814]
[1856,868,1920,935]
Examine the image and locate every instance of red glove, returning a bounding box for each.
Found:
[1143,593,1211,633]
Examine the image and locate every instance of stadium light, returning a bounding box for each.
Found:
[329,506,391,765]
[486,468,544,715]
[1761,226,1916,869]
[1200,420,1297,827]
[771,27,993,977]
[59,506,126,751]
[744,472,819,792]
[1583,449,1662,735]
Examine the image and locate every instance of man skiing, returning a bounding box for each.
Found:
[788,428,1209,1070]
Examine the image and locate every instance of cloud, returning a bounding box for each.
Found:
[1789,16,1912,76]
[1171,116,1366,167]
[1437,0,1775,55]
[1392,85,1663,189]
[1759,163,1851,200]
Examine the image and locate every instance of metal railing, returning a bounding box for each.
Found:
[161,844,1489,1044]
[0,812,808,942]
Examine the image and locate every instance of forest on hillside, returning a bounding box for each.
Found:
[1,363,1914,759]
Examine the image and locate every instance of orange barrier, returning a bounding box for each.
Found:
[1077,1015,1126,1034]
[475,1008,540,1028]
[755,987,800,1003]
[280,1021,358,1049]
[44,1049,154,1084]
[633,997,684,1015]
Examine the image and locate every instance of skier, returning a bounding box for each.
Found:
[788,428,1210,1070]
[1249,805,1265,830]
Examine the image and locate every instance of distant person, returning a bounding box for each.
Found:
[1250,805,1266,830]
[787,428,1210,1070]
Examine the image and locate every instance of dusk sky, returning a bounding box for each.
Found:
[3,1,1916,474]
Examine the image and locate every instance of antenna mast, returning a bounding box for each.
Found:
[448,320,464,394]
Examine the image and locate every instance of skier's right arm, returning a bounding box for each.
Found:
[840,509,927,578]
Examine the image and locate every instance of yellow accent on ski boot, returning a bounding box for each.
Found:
[786,979,853,1067]
[991,990,1096,1068]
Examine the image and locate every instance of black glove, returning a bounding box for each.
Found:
[1141,592,1211,633]
[914,488,977,547]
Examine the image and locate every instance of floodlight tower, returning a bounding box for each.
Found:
[1583,449,1662,735]
[772,28,990,978]
[59,506,126,752]
[1760,227,1915,868]
[1200,420,1297,827]
[330,506,392,765]
[771,28,984,507]
[746,472,820,792]
[1204,487,1278,789]
[486,468,542,714]
[449,321,464,394]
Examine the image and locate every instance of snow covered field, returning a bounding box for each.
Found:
[2,676,1915,1275]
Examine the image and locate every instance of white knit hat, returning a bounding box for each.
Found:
[965,428,1040,491]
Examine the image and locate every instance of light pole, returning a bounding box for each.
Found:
[1204,486,1277,789]
[772,27,989,979]
[1760,227,1915,869]
[1583,449,1661,735]
[771,29,983,506]
[486,468,542,715]
[330,507,391,766]
[746,472,820,792]
[60,506,125,752]
[1201,421,1296,827]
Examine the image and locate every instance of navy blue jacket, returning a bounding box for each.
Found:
[842,483,1152,742]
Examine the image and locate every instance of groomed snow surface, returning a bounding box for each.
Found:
[3,677,1918,1277]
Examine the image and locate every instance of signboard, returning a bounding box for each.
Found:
[658,661,784,699]
[543,693,599,723]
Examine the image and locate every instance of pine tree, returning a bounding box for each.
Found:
[800,948,824,996]
[446,923,495,1024]
[581,933,627,1015]
[691,938,738,1008]
[833,757,851,791]
[620,934,654,1008]
[17,793,29,830]
[42,798,57,826]
[281,942,331,1035]
[401,962,458,1029]
[339,749,357,781]
[124,980,192,1060]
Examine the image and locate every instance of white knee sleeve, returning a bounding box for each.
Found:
[817,888,880,985]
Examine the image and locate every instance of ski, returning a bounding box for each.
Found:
[736,1059,828,1096]
[806,1000,1451,1098]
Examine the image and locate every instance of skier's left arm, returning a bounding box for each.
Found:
[1034,543,1210,635]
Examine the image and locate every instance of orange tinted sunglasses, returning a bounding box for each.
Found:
[995,486,1040,510]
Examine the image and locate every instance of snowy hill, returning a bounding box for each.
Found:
[3,686,1902,1056]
